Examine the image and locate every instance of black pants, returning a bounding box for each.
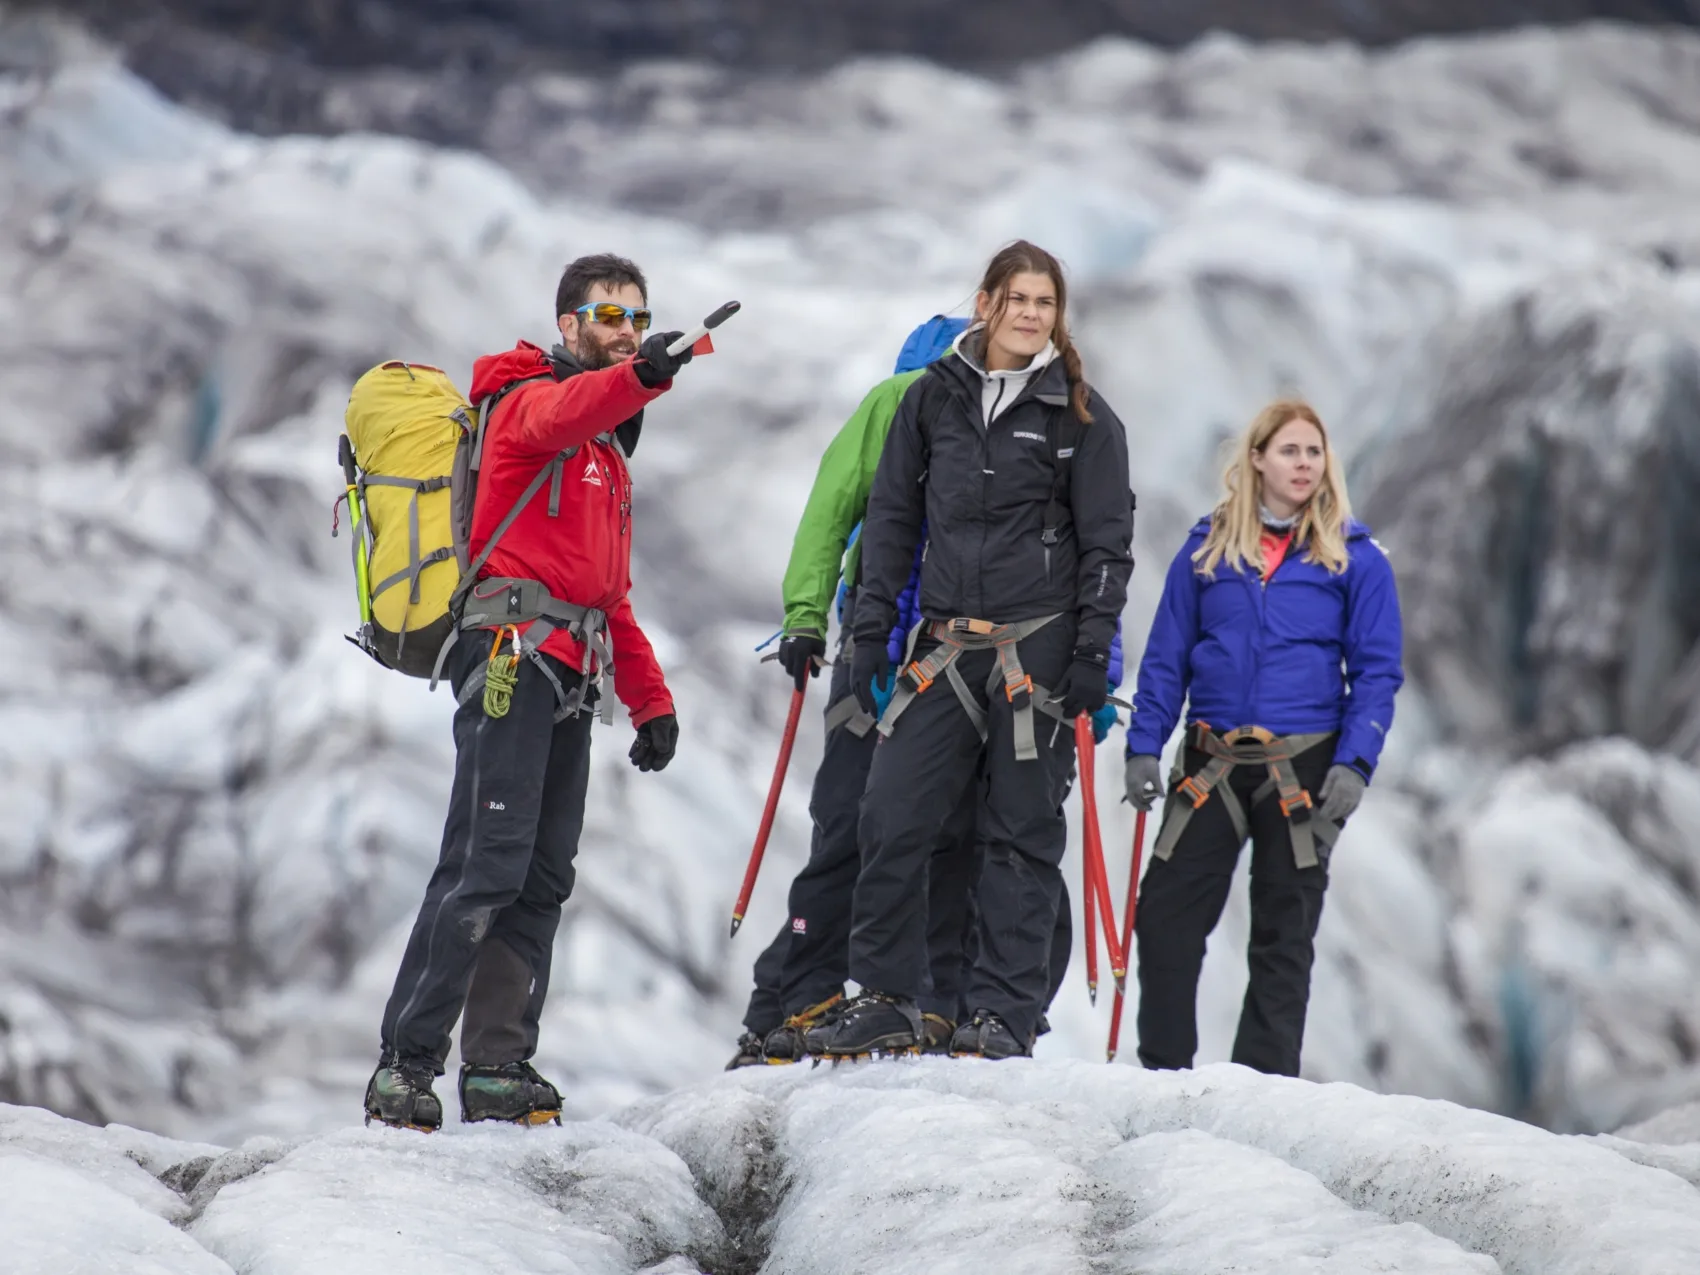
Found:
[934,836,1073,1031]
[742,638,985,1033]
[1134,737,1334,1076]
[853,621,1077,1043]
[380,638,593,1071]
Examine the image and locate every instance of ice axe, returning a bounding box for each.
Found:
[1074,714,1127,994]
[729,679,806,938]
[1084,824,1100,1005]
[667,300,741,358]
[1106,809,1148,1062]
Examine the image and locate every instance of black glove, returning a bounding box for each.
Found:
[777,630,827,692]
[629,714,678,772]
[1050,648,1110,719]
[632,331,693,388]
[851,638,893,718]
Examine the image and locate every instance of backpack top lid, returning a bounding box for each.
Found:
[893,315,970,375]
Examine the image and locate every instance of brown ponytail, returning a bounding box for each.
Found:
[974,239,1094,424]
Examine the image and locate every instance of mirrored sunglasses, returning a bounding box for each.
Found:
[574,302,652,332]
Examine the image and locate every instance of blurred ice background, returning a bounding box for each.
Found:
[2,3,1700,1149]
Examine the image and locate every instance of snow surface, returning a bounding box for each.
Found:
[9,1061,1700,1273]
[4,14,1700,1144]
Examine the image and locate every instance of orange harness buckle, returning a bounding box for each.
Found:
[1178,775,1212,809]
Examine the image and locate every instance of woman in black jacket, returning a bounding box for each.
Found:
[806,240,1135,1060]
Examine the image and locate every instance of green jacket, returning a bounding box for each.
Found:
[782,369,926,636]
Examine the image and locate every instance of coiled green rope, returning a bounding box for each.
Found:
[483,627,521,719]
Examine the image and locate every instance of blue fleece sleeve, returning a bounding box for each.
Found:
[1336,538,1405,774]
[887,533,927,664]
[1108,620,1125,690]
[1126,543,1201,757]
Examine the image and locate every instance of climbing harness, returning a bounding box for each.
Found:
[877,614,1064,761]
[444,577,614,725]
[1151,723,1341,869]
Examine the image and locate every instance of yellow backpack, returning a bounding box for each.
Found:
[338,358,606,706]
[339,356,563,676]
[336,361,477,677]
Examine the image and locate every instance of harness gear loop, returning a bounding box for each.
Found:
[481,626,522,719]
[877,614,1061,761]
[1150,723,1340,868]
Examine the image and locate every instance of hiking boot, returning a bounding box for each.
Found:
[803,991,923,1058]
[459,1060,563,1126]
[948,1009,1032,1060]
[364,1059,443,1132]
[919,1012,956,1055]
[764,994,845,1064]
[726,1031,767,1071]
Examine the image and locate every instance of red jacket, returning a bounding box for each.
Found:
[467,341,674,727]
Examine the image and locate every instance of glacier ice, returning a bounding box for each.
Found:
[17,1060,1697,1273]
[3,13,1700,1145]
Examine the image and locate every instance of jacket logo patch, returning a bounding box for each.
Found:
[1012,431,1045,442]
[1057,447,1075,458]
[486,800,506,811]
[582,457,603,486]
[791,917,807,934]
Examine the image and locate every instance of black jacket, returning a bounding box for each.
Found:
[854,349,1134,657]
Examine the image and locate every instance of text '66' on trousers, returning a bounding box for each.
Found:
[852,621,1077,1044]
[380,637,593,1072]
[1134,735,1336,1077]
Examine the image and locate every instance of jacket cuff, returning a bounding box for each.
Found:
[852,602,898,645]
[1345,755,1375,782]
[630,698,675,729]
[1124,728,1161,758]
[621,360,672,399]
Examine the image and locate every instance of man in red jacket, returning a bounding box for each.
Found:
[366,255,692,1131]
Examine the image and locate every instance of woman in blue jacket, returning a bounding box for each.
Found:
[1124,399,1403,1077]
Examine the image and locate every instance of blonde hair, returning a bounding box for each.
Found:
[1193,400,1352,577]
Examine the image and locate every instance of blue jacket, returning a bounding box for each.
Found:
[1127,516,1403,774]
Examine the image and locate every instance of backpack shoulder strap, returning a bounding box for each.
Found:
[1042,403,1084,546]
[471,373,555,472]
[911,365,953,467]
[448,373,573,615]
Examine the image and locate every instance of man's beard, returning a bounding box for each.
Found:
[578,328,637,370]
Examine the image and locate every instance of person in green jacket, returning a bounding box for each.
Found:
[727,318,983,1067]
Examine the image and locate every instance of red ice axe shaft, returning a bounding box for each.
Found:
[1074,714,1126,992]
[730,682,806,938]
[1084,826,1100,1005]
[1106,809,1148,1062]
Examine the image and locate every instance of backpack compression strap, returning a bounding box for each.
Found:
[1039,393,1081,547]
